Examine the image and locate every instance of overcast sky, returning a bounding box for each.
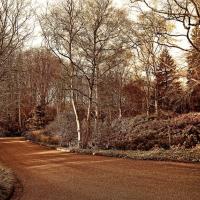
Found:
[29,0,130,47]
[113,0,129,7]
[29,0,188,69]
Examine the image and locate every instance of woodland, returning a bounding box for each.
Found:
[1,0,200,150]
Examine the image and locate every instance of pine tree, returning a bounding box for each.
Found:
[187,26,200,111]
[26,99,46,130]
[155,48,181,110]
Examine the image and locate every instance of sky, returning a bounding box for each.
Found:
[113,0,129,7]
[29,0,129,47]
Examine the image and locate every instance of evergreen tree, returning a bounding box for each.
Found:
[26,100,46,130]
[155,48,181,111]
[187,26,200,111]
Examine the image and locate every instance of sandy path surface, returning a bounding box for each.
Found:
[0,137,200,200]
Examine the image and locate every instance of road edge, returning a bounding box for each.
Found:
[24,138,200,164]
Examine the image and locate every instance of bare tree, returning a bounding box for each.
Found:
[40,0,131,148]
[132,12,167,115]
[40,0,84,147]
[131,0,200,51]
[0,0,32,81]
[77,0,131,147]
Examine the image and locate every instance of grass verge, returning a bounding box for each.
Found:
[0,164,15,200]
[67,146,200,163]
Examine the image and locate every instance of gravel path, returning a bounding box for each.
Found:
[0,137,200,200]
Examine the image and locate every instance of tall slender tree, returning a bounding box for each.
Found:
[155,48,181,111]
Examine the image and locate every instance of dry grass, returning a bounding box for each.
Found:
[25,130,61,146]
[0,164,15,200]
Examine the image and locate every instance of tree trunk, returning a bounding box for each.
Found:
[18,90,22,131]
[83,87,93,148]
[146,85,150,117]
[71,95,81,148]
[17,68,22,131]
[154,88,158,116]
[70,71,81,148]
[94,84,99,137]
[94,66,99,137]
[118,87,122,119]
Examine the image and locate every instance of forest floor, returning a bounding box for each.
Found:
[0,137,200,200]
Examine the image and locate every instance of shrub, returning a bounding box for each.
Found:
[0,164,14,200]
[25,111,80,147]
[96,113,200,150]
[45,112,77,146]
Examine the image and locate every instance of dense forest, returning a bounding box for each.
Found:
[1,0,200,150]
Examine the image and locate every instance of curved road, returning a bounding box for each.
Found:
[0,137,200,200]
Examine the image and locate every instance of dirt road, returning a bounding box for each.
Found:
[0,137,200,200]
